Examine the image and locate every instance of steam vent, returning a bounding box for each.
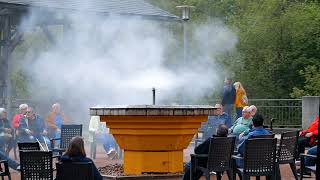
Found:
[90,105,215,175]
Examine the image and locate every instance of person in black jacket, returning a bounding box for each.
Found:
[59,136,102,180]
[221,77,236,117]
[182,124,229,180]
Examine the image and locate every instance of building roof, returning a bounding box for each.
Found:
[0,0,180,21]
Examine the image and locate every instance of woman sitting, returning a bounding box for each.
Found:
[60,136,102,180]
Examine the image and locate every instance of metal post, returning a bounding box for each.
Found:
[183,20,187,63]
[152,88,156,105]
[176,5,193,64]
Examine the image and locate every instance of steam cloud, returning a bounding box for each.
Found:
[16,6,237,123]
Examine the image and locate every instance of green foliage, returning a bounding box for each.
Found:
[291,65,320,98]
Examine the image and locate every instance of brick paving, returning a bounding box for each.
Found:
[7,142,316,180]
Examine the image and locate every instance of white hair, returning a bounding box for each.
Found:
[19,104,28,110]
[0,108,6,114]
[249,105,257,111]
[52,103,60,109]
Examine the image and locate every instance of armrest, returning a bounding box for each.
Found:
[0,160,9,173]
[50,138,61,141]
[300,153,317,158]
[232,155,243,160]
[191,154,208,158]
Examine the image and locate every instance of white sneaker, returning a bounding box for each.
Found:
[107,148,117,159]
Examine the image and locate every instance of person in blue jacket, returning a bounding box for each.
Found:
[236,114,271,167]
[59,136,102,180]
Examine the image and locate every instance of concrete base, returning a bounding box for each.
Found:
[124,150,183,175]
[302,96,320,129]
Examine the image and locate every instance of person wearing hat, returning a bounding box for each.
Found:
[202,104,232,139]
[0,108,13,153]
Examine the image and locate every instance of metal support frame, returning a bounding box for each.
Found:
[0,14,12,115]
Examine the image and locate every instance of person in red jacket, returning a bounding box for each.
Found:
[297,115,319,155]
[12,104,28,129]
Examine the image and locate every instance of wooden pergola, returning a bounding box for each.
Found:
[0,0,180,114]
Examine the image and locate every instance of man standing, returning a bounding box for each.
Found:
[221,77,236,117]
[45,103,69,139]
[202,104,232,139]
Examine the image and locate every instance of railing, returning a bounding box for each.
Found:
[249,99,302,128]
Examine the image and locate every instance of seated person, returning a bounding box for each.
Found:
[26,107,50,148]
[16,111,35,142]
[0,149,20,170]
[89,116,116,158]
[249,105,257,116]
[229,106,253,136]
[236,114,271,167]
[202,104,232,139]
[297,115,318,155]
[0,108,14,154]
[12,104,28,129]
[182,124,229,180]
[60,136,102,180]
[304,145,317,166]
[298,145,317,177]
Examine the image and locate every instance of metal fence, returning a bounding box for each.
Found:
[249,99,302,128]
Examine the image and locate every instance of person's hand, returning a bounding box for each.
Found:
[43,130,48,135]
[239,132,244,139]
[25,129,32,134]
[305,132,313,138]
[57,128,61,132]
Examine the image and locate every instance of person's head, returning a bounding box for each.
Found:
[64,136,86,157]
[19,104,28,114]
[0,108,7,119]
[242,106,251,119]
[213,104,224,115]
[224,77,232,85]
[233,82,245,92]
[52,103,61,113]
[26,107,35,120]
[252,114,264,127]
[216,124,228,137]
[249,105,257,116]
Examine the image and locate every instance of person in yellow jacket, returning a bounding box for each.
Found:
[234,82,248,119]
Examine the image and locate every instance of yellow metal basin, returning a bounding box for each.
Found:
[90,105,215,175]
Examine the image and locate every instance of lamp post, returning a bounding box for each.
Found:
[176,5,193,64]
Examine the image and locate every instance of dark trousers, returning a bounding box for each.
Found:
[297,136,312,155]
[182,158,207,180]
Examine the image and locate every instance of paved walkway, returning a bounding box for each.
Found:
[7,142,316,180]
